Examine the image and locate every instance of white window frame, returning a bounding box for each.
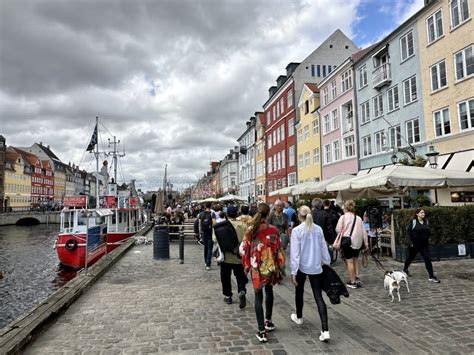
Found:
[298,154,304,169]
[387,85,399,112]
[406,118,420,144]
[433,107,451,137]
[304,151,311,167]
[287,91,293,108]
[373,94,384,118]
[289,145,295,166]
[458,98,474,130]
[389,125,401,149]
[454,45,473,81]
[267,157,273,173]
[343,135,355,158]
[430,60,448,92]
[400,30,415,62]
[374,130,386,154]
[426,9,444,43]
[280,124,285,141]
[323,114,331,134]
[288,118,295,136]
[282,149,286,169]
[331,109,339,131]
[267,135,272,149]
[450,0,470,29]
[362,135,372,157]
[297,129,303,143]
[324,144,332,164]
[288,172,296,186]
[266,112,271,125]
[304,125,310,140]
[333,140,340,161]
[360,101,370,124]
[359,65,368,89]
[331,80,337,99]
[323,87,329,106]
[312,119,319,135]
[341,69,352,92]
[313,148,320,165]
[403,75,418,105]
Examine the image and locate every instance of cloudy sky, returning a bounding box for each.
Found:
[0,0,423,192]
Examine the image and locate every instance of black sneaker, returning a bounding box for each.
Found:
[255,330,267,343]
[428,276,440,283]
[403,269,410,277]
[355,277,362,287]
[224,296,232,304]
[238,291,246,309]
[346,281,359,289]
[264,320,275,332]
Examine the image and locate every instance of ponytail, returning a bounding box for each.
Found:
[247,203,270,240]
[298,205,313,231]
[304,213,313,231]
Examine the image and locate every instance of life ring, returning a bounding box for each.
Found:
[65,239,78,251]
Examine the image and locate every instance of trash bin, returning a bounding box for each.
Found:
[153,225,170,259]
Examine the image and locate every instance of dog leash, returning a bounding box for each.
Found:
[369,252,389,273]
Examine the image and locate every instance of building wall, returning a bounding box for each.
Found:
[319,61,358,179]
[238,121,256,202]
[417,0,474,155]
[4,157,31,210]
[355,19,428,169]
[0,137,5,211]
[296,87,322,182]
[255,113,266,202]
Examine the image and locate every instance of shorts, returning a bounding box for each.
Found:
[342,246,360,259]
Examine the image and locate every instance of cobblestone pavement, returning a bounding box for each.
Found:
[25,235,474,354]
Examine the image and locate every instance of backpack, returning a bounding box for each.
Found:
[193,218,200,235]
[411,219,429,230]
[214,219,240,255]
[200,211,214,232]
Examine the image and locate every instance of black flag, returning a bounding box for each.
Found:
[86,124,98,151]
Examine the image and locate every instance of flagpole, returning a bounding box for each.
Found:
[95,116,99,207]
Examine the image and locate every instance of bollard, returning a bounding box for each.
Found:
[179,227,184,264]
[153,225,170,259]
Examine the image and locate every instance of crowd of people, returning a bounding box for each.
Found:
[175,198,441,343]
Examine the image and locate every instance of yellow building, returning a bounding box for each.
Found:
[296,83,321,183]
[417,0,474,205]
[255,112,266,202]
[417,0,473,155]
[4,149,32,211]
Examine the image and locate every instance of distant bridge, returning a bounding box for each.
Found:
[0,211,61,226]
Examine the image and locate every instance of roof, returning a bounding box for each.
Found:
[11,147,40,166]
[352,43,380,63]
[305,83,320,93]
[36,143,60,161]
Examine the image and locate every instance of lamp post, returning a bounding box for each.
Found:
[425,145,440,205]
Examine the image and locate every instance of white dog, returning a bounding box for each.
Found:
[384,274,401,302]
[389,270,410,293]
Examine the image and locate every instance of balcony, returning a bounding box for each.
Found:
[373,63,391,89]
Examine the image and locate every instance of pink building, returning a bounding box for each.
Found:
[319,57,358,179]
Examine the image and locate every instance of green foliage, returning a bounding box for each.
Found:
[394,205,474,245]
[354,198,381,216]
[415,194,431,207]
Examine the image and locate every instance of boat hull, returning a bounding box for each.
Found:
[56,233,107,269]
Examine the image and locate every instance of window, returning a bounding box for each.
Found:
[304,125,310,140]
[276,102,280,117]
[282,149,286,168]
[287,91,293,107]
[333,140,340,161]
[305,100,309,114]
[403,76,418,105]
[276,126,281,143]
[323,65,326,77]
[288,118,295,136]
[331,109,339,130]
[297,129,303,143]
[406,118,420,144]
[267,157,273,173]
[280,124,285,141]
[458,98,474,130]
[389,125,401,148]
[331,80,337,99]
[317,65,321,77]
[427,9,444,43]
[344,135,355,158]
[267,135,272,149]
[313,148,320,165]
[328,65,332,73]
[280,98,285,114]
[266,112,271,125]
[323,87,329,106]
[289,145,295,166]
[431,60,447,91]
[268,180,273,193]
[324,144,332,164]
[374,130,386,153]
[373,94,384,118]
[359,65,368,89]
[400,31,414,61]
[272,130,276,145]
[312,119,319,135]
[454,45,473,81]
[323,114,331,134]
[360,101,370,124]
[272,106,276,120]
[450,0,470,28]
[276,152,281,170]
[304,152,311,167]
[341,70,352,92]
[311,64,315,77]
[434,108,451,137]
[288,172,297,186]
[362,135,372,157]
[387,85,400,112]
[298,154,304,169]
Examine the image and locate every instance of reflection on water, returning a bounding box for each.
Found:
[0,224,77,328]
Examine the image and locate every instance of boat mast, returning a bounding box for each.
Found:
[95,116,100,206]
[108,136,125,184]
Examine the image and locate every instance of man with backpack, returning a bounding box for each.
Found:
[213,205,248,308]
[199,202,216,270]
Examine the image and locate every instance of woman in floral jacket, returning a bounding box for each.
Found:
[240,203,286,343]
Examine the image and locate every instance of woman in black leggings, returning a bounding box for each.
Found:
[290,205,332,342]
[404,208,440,283]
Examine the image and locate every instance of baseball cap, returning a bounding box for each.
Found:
[226,205,238,218]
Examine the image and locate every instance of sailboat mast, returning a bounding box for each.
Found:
[95,116,100,205]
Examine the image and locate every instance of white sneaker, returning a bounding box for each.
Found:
[290,313,303,325]
[319,330,330,342]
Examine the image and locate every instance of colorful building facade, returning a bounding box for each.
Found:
[255,112,266,202]
[4,149,32,211]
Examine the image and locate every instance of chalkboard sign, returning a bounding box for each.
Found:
[369,207,383,229]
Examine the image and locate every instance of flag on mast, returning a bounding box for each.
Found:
[86,124,98,151]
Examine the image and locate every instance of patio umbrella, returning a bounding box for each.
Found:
[292,175,355,195]
[200,197,218,203]
[218,194,246,202]
[269,186,293,197]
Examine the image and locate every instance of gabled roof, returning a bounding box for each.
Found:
[11,147,40,166]
[297,83,320,108]
[352,42,380,64]
[305,83,320,93]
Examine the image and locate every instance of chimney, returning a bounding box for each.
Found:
[269,86,277,98]
[39,142,43,146]
[276,75,287,87]
[246,121,250,128]
[47,145,50,149]
[286,62,299,76]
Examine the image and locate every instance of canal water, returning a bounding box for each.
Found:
[0,224,77,329]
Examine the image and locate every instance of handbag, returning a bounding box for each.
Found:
[333,215,357,250]
[212,244,224,264]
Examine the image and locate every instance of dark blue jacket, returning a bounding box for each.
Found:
[321,265,349,304]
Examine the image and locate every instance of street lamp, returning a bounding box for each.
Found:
[425,144,440,205]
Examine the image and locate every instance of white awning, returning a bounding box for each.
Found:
[444,150,474,172]
[369,166,384,174]
[357,169,370,176]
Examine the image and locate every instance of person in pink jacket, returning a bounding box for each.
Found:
[336,200,368,289]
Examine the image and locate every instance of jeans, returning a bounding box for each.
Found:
[404,242,434,278]
[254,284,273,331]
[202,233,213,267]
[295,270,328,331]
[220,262,247,297]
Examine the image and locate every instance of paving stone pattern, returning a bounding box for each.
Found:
[25,235,474,354]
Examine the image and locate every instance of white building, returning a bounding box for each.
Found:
[220,148,239,195]
[237,117,256,203]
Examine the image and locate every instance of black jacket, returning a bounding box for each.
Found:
[321,265,349,304]
[312,209,335,244]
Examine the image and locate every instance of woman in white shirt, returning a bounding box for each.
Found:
[290,205,331,342]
